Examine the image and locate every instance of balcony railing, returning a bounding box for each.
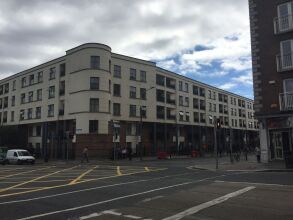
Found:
[276,53,293,72]
[279,92,293,111]
[274,15,293,34]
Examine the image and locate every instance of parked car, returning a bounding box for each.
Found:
[0,155,8,165]
[6,149,35,165]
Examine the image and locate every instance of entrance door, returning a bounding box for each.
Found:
[272,132,284,160]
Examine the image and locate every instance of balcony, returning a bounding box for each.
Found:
[279,92,293,111]
[274,15,293,34]
[276,53,293,72]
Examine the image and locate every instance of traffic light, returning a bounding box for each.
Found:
[216,118,221,129]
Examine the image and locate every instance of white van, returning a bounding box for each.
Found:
[6,149,35,165]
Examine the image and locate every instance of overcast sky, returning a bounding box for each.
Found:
[0,0,253,98]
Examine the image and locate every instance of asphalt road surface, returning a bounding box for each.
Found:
[0,159,293,220]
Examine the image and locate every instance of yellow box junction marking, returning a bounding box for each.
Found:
[116,166,122,176]
[69,165,98,185]
[0,167,167,198]
[0,167,54,181]
[0,165,79,194]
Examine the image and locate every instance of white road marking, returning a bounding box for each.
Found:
[102,210,122,216]
[162,186,256,220]
[79,212,102,219]
[16,175,228,220]
[0,173,191,205]
[141,195,164,203]
[124,214,142,219]
[215,180,293,187]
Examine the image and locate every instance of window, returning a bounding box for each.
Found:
[90,56,100,69]
[130,68,136,80]
[36,107,41,119]
[3,111,7,123]
[59,81,65,96]
[36,126,41,136]
[29,75,34,85]
[166,77,176,89]
[3,83,8,94]
[200,99,205,110]
[37,89,42,101]
[277,2,293,32]
[49,67,56,80]
[193,86,199,95]
[140,106,146,118]
[48,86,55,99]
[179,111,184,121]
[284,78,293,93]
[48,104,54,117]
[156,74,165,86]
[0,98,2,109]
[90,98,99,112]
[193,98,199,109]
[11,96,15,107]
[113,84,121,96]
[28,91,33,102]
[60,63,66,77]
[179,96,183,106]
[199,88,205,97]
[0,85,2,95]
[140,88,146,100]
[3,97,8,108]
[20,110,25,121]
[109,60,111,72]
[90,77,99,90]
[186,112,190,121]
[114,65,121,78]
[129,105,136,117]
[21,77,26,87]
[185,83,189,92]
[179,81,183,91]
[37,71,43,83]
[130,86,136,98]
[27,108,33,119]
[11,111,14,122]
[89,120,99,133]
[156,89,165,102]
[113,103,121,116]
[12,80,16,90]
[185,97,189,107]
[194,112,199,123]
[156,106,165,119]
[140,70,146,82]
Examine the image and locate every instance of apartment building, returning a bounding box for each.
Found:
[0,43,259,159]
[249,0,293,163]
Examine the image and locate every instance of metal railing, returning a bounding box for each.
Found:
[274,15,293,34]
[279,92,293,111]
[276,53,293,72]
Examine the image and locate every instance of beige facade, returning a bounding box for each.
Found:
[0,43,258,157]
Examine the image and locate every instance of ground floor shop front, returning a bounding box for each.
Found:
[259,115,293,166]
[0,120,259,160]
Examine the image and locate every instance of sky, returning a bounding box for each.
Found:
[0,0,253,99]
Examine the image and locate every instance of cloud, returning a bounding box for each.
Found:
[219,83,237,90]
[0,0,254,98]
[232,72,253,85]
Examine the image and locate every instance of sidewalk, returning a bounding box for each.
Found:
[190,155,290,172]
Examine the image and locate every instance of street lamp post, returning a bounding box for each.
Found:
[210,116,219,170]
[139,86,155,160]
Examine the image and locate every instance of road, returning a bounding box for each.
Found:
[0,159,293,220]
